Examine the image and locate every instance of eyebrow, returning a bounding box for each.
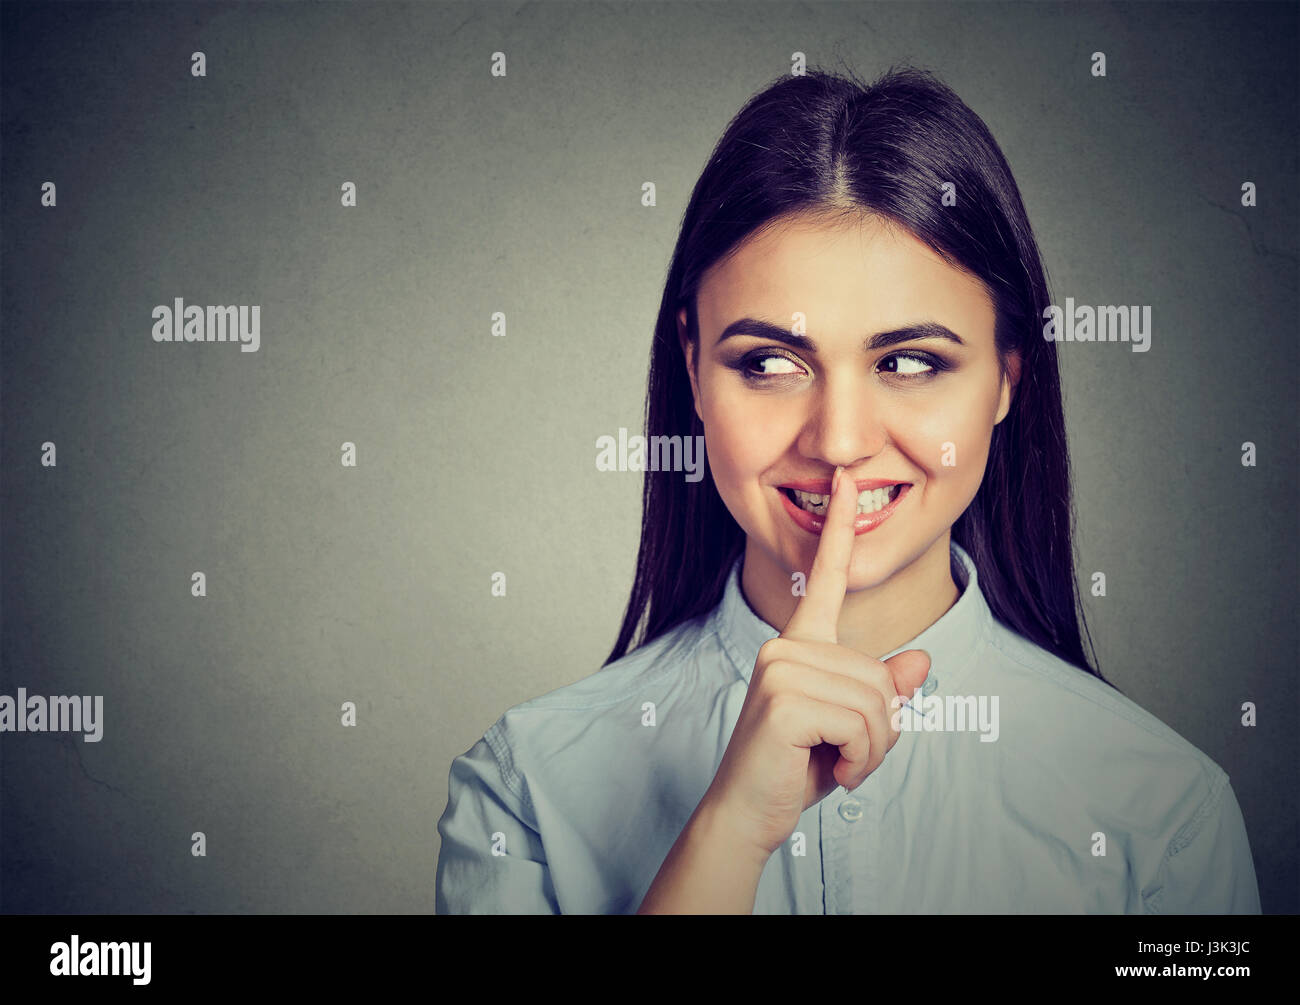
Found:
[714,317,968,352]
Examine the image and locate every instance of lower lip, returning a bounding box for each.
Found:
[778,484,911,536]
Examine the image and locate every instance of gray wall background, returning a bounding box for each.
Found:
[1,0,1295,913]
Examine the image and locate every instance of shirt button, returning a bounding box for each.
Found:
[922,674,939,696]
[838,798,863,822]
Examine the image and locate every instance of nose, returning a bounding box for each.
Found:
[796,370,887,469]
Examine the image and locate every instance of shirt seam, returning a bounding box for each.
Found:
[1165,767,1228,858]
[1142,768,1230,914]
[483,719,536,821]
[713,607,754,680]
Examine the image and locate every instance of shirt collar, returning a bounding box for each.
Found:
[712,540,991,698]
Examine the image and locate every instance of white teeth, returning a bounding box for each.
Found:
[789,485,902,515]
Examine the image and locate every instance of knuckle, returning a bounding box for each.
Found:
[860,660,891,694]
[764,691,798,728]
[847,733,868,774]
[756,637,783,665]
[764,659,797,687]
[862,687,887,718]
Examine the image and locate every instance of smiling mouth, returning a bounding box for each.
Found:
[781,484,907,516]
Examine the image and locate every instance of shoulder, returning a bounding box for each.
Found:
[466,609,727,795]
[970,619,1259,911]
[438,607,730,861]
[980,620,1252,835]
[436,609,736,913]
[981,616,1226,783]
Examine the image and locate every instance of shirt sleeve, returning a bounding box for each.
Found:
[1142,774,1261,914]
[435,729,560,914]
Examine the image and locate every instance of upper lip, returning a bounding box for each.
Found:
[779,477,910,493]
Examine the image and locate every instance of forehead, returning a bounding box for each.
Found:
[697,210,995,342]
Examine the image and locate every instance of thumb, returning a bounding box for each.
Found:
[883,649,932,699]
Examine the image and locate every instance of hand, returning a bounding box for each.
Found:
[702,464,933,860]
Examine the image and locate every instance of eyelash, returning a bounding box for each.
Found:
[728,349,952,384]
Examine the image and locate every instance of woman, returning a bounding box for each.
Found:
[435,66,1261,914]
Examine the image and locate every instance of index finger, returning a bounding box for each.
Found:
[781,465,858,644]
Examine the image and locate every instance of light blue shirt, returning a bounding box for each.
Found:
[436,542,1261,914]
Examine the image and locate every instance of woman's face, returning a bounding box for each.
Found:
[681,209,1017,594]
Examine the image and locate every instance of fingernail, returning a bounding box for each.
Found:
[832,465,842,494]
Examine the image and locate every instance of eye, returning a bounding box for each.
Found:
[730,350,806,382]
[878,352,943,377]
[727,347,951,384]
[750,354,802,376]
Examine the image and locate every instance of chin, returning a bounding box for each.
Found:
[843,552,895,591]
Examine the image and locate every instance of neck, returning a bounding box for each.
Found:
[739,531,961,658]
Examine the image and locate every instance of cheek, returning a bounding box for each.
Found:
[699,381,791,481]
[898,383,999,487]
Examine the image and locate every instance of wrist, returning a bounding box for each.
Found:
[693,792,775,872]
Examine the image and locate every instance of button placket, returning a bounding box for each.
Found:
[820,792,855,914]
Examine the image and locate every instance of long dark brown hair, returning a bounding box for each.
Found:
[605,65,1109,688]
